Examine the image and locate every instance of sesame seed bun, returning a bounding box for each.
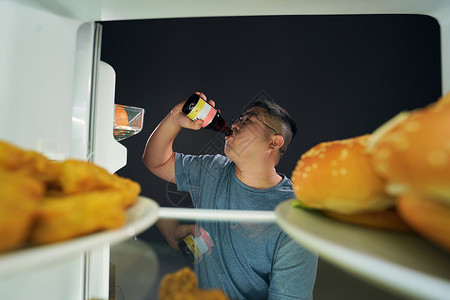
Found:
[397,194,450,252]
[368,92,450,204]
[291,135,395,215]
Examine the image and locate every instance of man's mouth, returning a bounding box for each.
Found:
[225,128,238,139]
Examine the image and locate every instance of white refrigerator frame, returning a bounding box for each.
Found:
[0,1,449,299]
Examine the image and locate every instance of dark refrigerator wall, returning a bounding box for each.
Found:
[101,15,440,300]
[101,14,440,209]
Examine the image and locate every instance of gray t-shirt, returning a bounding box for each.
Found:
[175,153,318,300]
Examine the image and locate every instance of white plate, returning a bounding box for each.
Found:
[0,196,159,277]
[275,199,450,300]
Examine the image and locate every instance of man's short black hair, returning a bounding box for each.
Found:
[246,97,297,159]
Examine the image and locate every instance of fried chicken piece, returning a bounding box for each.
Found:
[159,267,229,300]
[0,140,141,249]
[30,190,126,245]
[0,170,45,252]
[51,159,140,207]
[112,175,141,208]
[54,159,119,194]
[0,141,59,184]
[159,267,198,299]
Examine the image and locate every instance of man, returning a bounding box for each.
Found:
[143,92,318,299]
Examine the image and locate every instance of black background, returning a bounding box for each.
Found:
[101,14,441,299]
[101,14,441,239]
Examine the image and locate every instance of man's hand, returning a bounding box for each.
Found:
[158,221,197,252]
[171,92,217,130]
[143,91,218,183]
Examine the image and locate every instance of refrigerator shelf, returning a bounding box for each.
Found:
[0,196,159,278]
[276,199,450,300]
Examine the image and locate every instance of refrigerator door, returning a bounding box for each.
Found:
[0,1,82,158]
[83,57,128,300]
[93,60,127,173]
[0,3,127,298]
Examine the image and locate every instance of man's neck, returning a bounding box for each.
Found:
[234,161,282,189]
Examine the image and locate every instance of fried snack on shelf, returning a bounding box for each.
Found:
[51,159,140,208]
[0,140,142,249]
[159,267,198,298]
[112,175,141,208]
[54,159,121,194]
[159,267,229,300]
[30,190,126,245]
[0,170,45,252]
[0,141,59,184]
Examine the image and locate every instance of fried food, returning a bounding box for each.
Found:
[31,159,141,244]
[0,141,59,184]
[0,170,45,252]
[112,175,141,208]
[30,190,126,245]
[54,159,121,194]
[0,140,141,251]
[51,159,140,208]
[159,267,198,298]
[159,267,229,300]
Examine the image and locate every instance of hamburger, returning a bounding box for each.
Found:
[291,134,410,231]
[368,91,450,251]
[368,92,450,202]
[397,193,450,252]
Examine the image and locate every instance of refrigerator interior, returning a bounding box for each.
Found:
[101,14,448,300]
[0,0,450,299]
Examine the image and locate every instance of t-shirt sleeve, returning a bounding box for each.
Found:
[175,153,226,191]
[268,235,318,300]
[174,152,203,193]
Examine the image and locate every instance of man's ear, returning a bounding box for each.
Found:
[270,135,285,151]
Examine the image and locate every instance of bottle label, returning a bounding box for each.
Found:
[186,98,217,127]
[183,235,203,259]
[182,227,214,260]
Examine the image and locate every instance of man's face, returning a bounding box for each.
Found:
[224,107,278,163]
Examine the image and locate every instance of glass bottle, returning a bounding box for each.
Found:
[182,93,233,136]
[178,227,214,264]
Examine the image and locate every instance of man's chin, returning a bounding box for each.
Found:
[224,145,231,158]
[224,144,243,162]
[224,144,236,160]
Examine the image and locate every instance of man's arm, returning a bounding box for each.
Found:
[142,95,205,183]
[142,93,209,252]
